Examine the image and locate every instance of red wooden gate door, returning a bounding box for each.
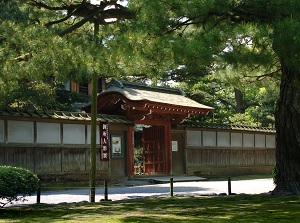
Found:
[143,126,165,174]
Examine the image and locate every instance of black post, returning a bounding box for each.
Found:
[36,180,41,204]
[101,180,111,201]
[170,177,174,197]
[104,180,108,201]
[228,177,232,195]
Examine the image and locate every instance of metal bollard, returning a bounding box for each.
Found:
[228,177,232,195]
[170,177,174,197]
[36,180,41,204]
[104,180,108,200]
[101,180,111,201]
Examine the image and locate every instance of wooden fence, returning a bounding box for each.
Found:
[0,146,110,181]
[184,128,276,175]
[186,148,275,175]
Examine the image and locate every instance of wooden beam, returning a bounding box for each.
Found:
[164,123,172,175]
[127,125,134,178]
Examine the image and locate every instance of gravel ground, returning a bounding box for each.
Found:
[7,178,275,206]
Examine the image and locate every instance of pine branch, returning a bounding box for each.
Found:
[45,13,74,28]
[244,102,260,110]
[216,97,236,110]
[27,0,69,10]
[244,68,281,81]
[14,53,33,62]
[27,1,134,36]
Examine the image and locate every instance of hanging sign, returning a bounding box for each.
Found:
[100,122,109,161]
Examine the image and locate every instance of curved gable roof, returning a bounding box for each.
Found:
[83,79,213,124]
[102,79,213,111]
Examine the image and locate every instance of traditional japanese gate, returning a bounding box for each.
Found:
[143,126,165,174]
[85,79,213,178]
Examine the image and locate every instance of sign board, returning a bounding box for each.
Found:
[100,122,109,161]
[172,141,178,151]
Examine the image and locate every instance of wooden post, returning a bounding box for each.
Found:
[164,123,172,175]
[228,177,231,195]
[127,126,134,178]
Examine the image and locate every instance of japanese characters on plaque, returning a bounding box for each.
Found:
[100,122,109,161]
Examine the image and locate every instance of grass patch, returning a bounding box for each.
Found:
[1,194,299,222]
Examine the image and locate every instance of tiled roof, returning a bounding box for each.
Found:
[182,122,276,133]
[107,79,187,95]
[103,79,213,110]
[0,109,132,123]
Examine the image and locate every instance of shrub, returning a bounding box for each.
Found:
[0,166,39,208]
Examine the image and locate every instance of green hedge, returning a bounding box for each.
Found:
[0,166,39,207]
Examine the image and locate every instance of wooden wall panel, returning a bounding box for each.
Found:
[110,159,126,177]
[4,147,35,172]
[254,150,267,165]
[63,148,87,172]
[187,149,201,166]
[35,147,62,173]
[218,149,231,166]
[171,132,185,174]
[266,149,276,165]
[186,147,275,175]
[243,150,255,166]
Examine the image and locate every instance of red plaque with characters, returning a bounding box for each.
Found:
[100,122,109,161]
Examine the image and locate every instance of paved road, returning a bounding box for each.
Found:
[8,178,275,206]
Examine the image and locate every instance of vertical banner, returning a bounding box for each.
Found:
[100,122,109,161]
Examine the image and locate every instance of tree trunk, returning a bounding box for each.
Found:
[274,62,300,195]
[234,88,245,113]
[89,19,99,203]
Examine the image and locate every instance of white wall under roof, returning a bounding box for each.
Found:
[0,120,100,145]
[63,124,86,144]
[87,125,100,144]
[37,122,61,144]
[186,130,275,149]
[7,120,34,143]
[186,130,201,146]
[203,131,216,147]
[217,132,230,147]
[231,133,243,147]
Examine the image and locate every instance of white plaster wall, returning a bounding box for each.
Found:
[186,130,202,146]
[243,133,254,147]
[203,131,216,147]
[231,133,243,147]
[37,122,61,144]
[255,134,265,148]
[63,124,85,144]
[266,135,276,148]
[217,132,230,147]
[87,125,100,145]
[7,120,34,143]
[0,120,4,143]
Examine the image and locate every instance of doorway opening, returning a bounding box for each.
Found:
[133,125,166,175]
